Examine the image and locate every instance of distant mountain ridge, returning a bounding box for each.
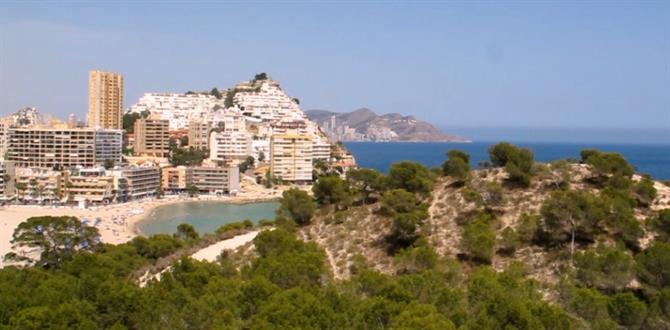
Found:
[306,108,469,142]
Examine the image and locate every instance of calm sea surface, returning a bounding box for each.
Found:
[345,142,670,180]
[137,201,279,236]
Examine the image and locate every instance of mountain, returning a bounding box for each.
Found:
[306,108,469,142]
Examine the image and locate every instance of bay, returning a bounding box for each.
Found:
[136,201,279,236]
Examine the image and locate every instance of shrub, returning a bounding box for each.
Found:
[607,292,647,328]
[279,188,317,226]
[461,213,495,264]
[387,161,435,195]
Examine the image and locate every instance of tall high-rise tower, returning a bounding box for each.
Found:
[88,70,124,129]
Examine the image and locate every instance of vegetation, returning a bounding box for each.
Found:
[238,156,255,173]
[169,145,208,166]
[278,188,317,226]
[442,149,471,184]
[488,142,535,187]
[1,147,669,329]
[122,111,149,133]
[387,161,435,195]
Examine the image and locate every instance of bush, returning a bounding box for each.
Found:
[633,176,657,207]
[461,214,495,264]
[279,188,317,226]
[636,242,670,289]
[649,209,670,241]
[608,292,647,328]
[488,142,535,187]
[443,150,471,184]
[517,213,539,243]
[498,227,520,255]
[387,161,435,195]
[574,245,635,291]
[312,176,350,209]
[581,149,634,185]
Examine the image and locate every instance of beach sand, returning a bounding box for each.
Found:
[0,181,302,268]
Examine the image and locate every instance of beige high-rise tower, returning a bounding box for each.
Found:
[88,70,124,129]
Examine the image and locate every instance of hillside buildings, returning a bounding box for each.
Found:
[133,118,170,157]
[128,93,216,130]
[6,127,122,169]
[88,70,124,129]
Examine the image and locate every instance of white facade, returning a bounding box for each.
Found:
[209,131,252,165]
[233,80,305,123]
[127,93,217,130]
[109,166,161,200]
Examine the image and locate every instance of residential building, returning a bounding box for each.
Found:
[109,166,160,200]
[188,120,211,150]
[232,80,305,122]
[88,70,124,129]
[15,168,62,203]
[0,161,15,202]
[133,118,170,157]
[162,166,188,192]
[127,93,216,130]
[64,167,115,204]
[209,131,252,166]
[6,127,122,169]
[187,166,239,194]
[312,142,331,161]
[270,134,313,183]
[0,119,10,158]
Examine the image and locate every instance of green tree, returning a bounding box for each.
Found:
[257,150,265,162]
[498,227,520,255]
[488,142,535,187]
[636,242,670,288]
[5,216,100,268]
[633,175,657,207]
[461,213,496,264]
[279,188,317,226]
[174,223,199,241]
[442,150,471,184]
[312,175,350,209]
[346,168,385,204]
[239,156,255,173]
[608,292,647,328]
[390,303,456,330]
[539,190,606,264]
[574,245,635,291]
[581,149,635,185]
[210,87,222,99]
[387,161,435,195]
[649,209,670,241]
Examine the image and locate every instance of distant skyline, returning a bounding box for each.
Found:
[0,1,668,131]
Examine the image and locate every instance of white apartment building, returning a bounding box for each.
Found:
[0,119,10,159]
[6,127,122,169]
[270,134,313,183]
[127,93,216,130]
[209,131,252,165]
[0,161,15,202]
[206,106,246,133]
[109,166,161,200]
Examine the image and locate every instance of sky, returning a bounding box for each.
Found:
[0,1,669,135]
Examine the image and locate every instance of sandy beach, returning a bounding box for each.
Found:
[0,180,302,268]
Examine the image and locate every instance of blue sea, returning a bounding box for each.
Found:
[345,142,670,180]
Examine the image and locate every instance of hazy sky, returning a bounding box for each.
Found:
[1,1,668,130]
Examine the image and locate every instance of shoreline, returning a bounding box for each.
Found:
[0,189,286,268]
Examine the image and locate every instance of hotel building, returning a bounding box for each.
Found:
[64,168,115,204]
[187,166,240,194]
[88,70,124,129]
